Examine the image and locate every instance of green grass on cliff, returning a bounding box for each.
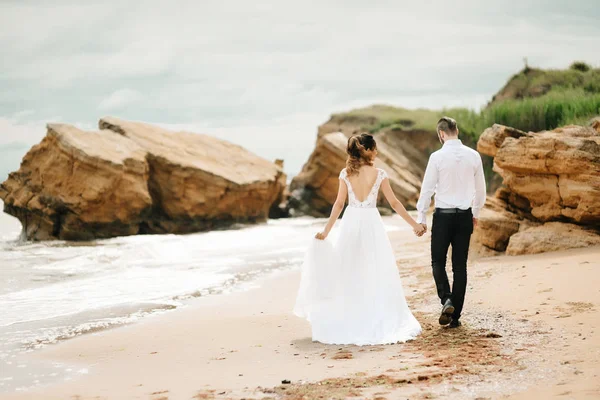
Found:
[334,68,600,141]
[488,89,600,131]
[330,105,442,133]
[333,91,600,143]
[448,88,600,139]
[330,88,600,159]
[490,64,600,104]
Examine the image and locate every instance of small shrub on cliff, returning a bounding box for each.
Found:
[570,61,592,73]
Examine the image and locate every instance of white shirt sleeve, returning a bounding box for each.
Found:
[416,154,438,224]
[472,154,487,218]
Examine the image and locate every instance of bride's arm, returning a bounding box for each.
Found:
[380,178,424,235]
[316,178,348,240]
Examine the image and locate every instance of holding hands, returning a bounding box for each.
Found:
[413,223,427,237]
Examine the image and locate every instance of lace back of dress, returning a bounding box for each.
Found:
[339,168,388,208]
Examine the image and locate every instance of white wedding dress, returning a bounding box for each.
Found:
[294,167,422,345]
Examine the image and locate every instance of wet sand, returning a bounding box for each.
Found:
[1,226,599,399]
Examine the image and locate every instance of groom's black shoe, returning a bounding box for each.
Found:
[448,318,462,328]
[438,299,455,325]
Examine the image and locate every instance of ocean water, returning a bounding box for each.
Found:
[0,202,407,392]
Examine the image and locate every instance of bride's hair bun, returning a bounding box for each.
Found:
[346,133,376,175]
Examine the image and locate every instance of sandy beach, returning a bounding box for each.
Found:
[2,224,599,400]
[1,2,599,399]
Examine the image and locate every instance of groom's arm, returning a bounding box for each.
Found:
[416,154,438,225]
[471,153,487,224]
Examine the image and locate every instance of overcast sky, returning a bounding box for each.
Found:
[1,0,599,179]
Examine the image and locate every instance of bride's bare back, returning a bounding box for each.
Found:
[314,133,424,242]
[346,166,379,202]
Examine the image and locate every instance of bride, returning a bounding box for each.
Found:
[294,133,423,345]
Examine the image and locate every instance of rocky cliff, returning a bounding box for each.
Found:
[472,123,600,256]
[0,118,286,240]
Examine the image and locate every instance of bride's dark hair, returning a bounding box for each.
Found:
[346,133,376,176]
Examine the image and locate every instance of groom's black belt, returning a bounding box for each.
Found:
[435,207,472,214]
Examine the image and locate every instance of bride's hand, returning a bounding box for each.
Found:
[413,224,426,237]
[315,231,328,240]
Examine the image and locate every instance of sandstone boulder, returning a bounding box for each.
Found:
[99,117,286,233]
[287,133,348,216]
[471,123,600,256]
[470,196,541,257]
[476,124,528,157]
[375,127,440,200]
[1,118,286,240]
[506,222,600,255]
[0,124,152,240]
[472,205,520,253]
[268,159,289,218]
[479,124,600,225]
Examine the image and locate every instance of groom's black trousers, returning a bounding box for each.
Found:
[431,208,474,320]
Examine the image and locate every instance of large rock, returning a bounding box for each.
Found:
[476,124,528,157]
[470,196,540,257]
[472,205,521,253]
[287,133,348,216]
[0,124,152,240]
[375,128,440,199]
[472,123,600,256]
[1,118,286,240]
[506,222,600,255]
[289,122,439,216]
[479,124,600,225]
[100,117,286,233]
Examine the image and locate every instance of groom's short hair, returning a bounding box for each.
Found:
[437,117,458,135]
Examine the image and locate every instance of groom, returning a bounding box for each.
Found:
[416,117,486,328]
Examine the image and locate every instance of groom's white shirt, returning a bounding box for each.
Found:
[416,138,486,224]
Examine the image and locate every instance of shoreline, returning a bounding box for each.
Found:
[1,226,599,399]
[0,211,329,393]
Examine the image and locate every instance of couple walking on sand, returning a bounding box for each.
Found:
[294,116,487,345]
